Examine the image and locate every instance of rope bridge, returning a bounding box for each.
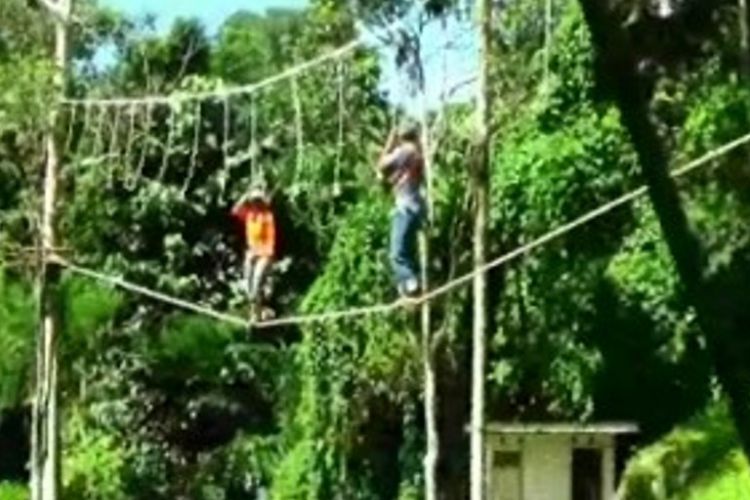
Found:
[55,130,750,329]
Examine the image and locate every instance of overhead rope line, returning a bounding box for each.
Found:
[55,130,750,330]
[60,20,401,107]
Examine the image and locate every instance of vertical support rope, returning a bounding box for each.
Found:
[92,104,107,158]
[291,76,304,191]
[107,103,123,188]
[124,103,137,161]
[158,102,175,182]
[80,102,92,156]
[251,92,259,185]
[221,95,231,197]
[543,0,552,94]
[122,103,137,188]
[129,102,152,191]
[182,100,202,196]
[108,104,122,158]
[64,104,77,156]
[334,61,346,197]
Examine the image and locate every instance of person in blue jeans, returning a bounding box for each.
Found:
[376,122,425,298]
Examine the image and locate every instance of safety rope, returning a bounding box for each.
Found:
[55,130,750,329]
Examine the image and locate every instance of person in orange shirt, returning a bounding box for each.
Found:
[231,186,277,319]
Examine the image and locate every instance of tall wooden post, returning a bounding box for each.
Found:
[420,87,438,500]
[32,1,71,499]
[470,0,492,499]
[740,0,750,80]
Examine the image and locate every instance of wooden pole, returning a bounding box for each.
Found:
[740,0,750,80]
[470,0,492,499]
[420,79,438,500]
[32,1,71,499]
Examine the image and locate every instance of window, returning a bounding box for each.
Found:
[491,450,522,500]
[572,448,603,500]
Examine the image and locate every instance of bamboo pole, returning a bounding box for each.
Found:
[32,1,71,499]
[470,0,493,498]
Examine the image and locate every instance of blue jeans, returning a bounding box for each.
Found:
[390,205,424,290]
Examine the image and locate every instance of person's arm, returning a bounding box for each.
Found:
[379,143,414,180]
[231,194,250,219]
[266,211,277,258]
[376,128,400,174]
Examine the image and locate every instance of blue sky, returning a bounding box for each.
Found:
[103,0,309,34]
[99,0,477,110]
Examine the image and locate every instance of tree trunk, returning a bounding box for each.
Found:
[471,0,493,499]
[32,2,70,499]
[578,0,750,460]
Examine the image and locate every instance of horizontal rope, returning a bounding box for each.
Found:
[61,20,405,107]
[57,131,750,329]
[53,258,249,328]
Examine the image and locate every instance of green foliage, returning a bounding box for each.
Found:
[64,408,129,500]
[488,9,639,416]
[4,0,750,497]
[272,200,423,497]
[684,451,750,500]
[62,276,123,367]
[0,272,35,410]
[213,9,307,84]
[619,404,750,500]
[0,483,29,500]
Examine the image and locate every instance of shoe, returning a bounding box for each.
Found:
[248,303,260,324]
[398,279,420,299]
[260,307,276,321]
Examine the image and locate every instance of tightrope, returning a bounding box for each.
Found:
[57,131,750,329]
[53,258,250,328]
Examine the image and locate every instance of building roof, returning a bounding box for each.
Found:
[484,422,639,435]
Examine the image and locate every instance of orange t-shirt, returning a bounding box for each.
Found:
[232,204,276,258]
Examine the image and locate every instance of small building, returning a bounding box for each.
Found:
[485,422,638,500]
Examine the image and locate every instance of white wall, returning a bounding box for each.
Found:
[523,435,571,500]
[487,433,617,500]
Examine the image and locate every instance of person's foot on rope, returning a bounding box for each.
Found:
[248,303,261,325]
[398,279,421,309]
[259,307,276,321]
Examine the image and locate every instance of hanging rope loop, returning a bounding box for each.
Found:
[334,60,346,197]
